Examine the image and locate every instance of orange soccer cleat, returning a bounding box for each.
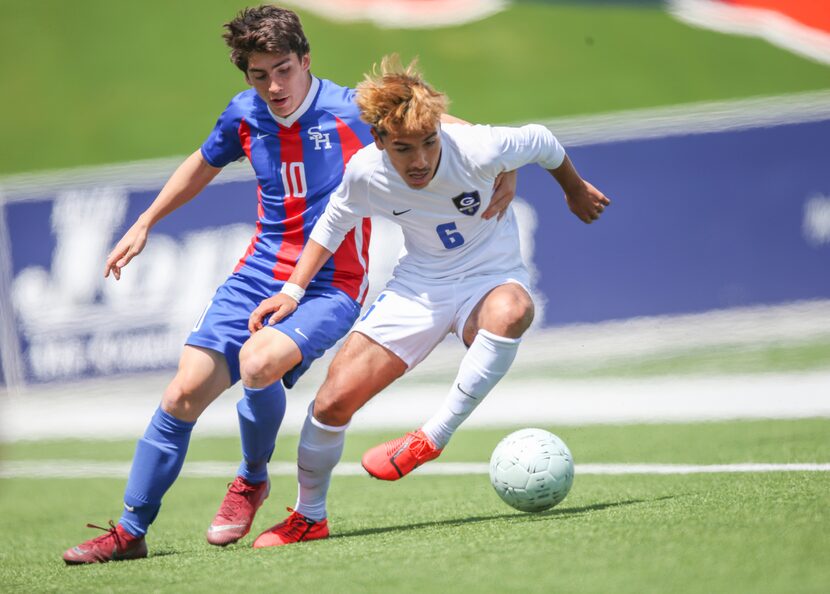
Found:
[207,476,270,546]
[252,508,329,548]
[361,429,443,481]
[63,521,148,565]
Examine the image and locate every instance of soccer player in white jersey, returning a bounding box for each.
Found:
[61,7,516,564]
[246,54,609,546]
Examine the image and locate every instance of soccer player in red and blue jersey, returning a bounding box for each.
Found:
[62,5,514,565]
[61,5,371,564]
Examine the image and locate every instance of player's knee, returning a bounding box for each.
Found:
[161,378,199,420]
[513,296,535,330]
[239,345,279,388]
[313,396,354,427]
[313,376,358,426]
[485,289,534,336]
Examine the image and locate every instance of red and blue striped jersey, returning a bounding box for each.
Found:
[200,76,374,303]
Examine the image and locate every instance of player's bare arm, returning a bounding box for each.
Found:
[104,150,221,280]
[549,154,610,224]
[247,239,334,333]
[483,169,518,221]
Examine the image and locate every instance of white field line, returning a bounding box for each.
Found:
[1,301,827,442]
[5,369,828,442]
[2,460,829,479]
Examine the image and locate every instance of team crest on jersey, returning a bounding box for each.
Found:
[308,126,332,150]
[452,191,481,216]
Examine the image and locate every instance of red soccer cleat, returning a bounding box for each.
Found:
[206,476,270,546]
[361,429,443,481]
[63,521,148,565]
[252,508,329,548]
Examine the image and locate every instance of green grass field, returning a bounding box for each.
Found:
[2,1,828,592]
[2,420,829,593]
[2,0,829,175]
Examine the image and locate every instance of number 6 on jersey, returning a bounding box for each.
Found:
[436,222,465,249]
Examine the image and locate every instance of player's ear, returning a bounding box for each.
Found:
[300,53,311,71]
[371,128,385,150]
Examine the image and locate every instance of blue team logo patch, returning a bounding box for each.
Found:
[452,191,481,216]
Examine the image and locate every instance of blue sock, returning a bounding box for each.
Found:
[119,407,195,537]
[236,383,286,484]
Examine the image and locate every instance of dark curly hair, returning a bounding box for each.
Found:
[223,5,310,72]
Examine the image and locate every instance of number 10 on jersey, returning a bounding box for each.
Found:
[281,162,307,198]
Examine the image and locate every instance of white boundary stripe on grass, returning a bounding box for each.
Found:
[2,460,829,479]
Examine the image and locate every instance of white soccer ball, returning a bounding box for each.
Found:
[489,428,574,512]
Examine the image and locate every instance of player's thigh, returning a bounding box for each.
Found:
[313,331,407,426]
[238,327,303,388]
[272,287,362,389]
[352,281,454,369]
[186,275,265,386]
[162,345,232,422]
[461,280,534,345]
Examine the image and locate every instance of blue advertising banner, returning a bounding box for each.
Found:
[1,178,258,385]
[518,118,830,325]
[1,113,829,386]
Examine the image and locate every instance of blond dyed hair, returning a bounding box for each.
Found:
[356,54,448,136]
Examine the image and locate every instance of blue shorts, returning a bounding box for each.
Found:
[186,273,360,388]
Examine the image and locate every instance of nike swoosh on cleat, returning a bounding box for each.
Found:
[389,435,414,478]
[393,209,411,216]
[208,524,247,533]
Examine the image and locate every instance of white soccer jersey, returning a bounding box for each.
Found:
[309,123,566,282]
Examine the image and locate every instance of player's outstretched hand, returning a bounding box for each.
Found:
[566,180,610,224]
[104,220,150,280]
[483,170,518,221]
[248,294,298,333]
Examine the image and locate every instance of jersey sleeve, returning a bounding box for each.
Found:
[200,100,245,168]
[482,124,566,174]
[309,160,373,252]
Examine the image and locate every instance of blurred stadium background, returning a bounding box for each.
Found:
[1,0,827,432]
[0,1,828,590]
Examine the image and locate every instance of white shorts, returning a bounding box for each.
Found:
[352,268,531,369]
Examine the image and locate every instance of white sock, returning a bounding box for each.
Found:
[421,329,521,449]
[294,407,348,521]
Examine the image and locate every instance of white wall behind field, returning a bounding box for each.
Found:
[2,300,828,442]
